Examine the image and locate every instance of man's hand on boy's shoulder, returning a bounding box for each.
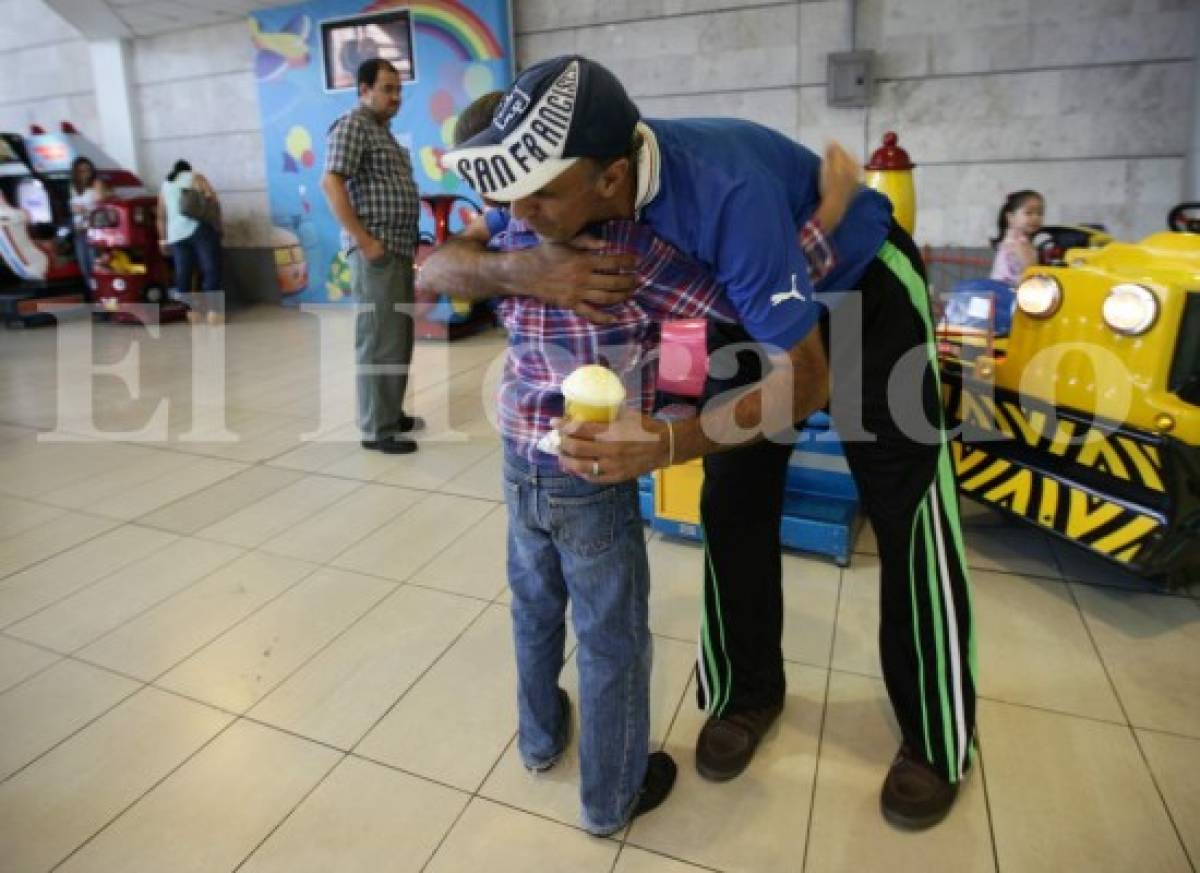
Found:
[512,234,640,324]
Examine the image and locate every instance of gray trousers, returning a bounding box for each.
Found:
[349,249,414,440]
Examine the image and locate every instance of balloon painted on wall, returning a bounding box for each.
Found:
[283,124,316,173]
[251,0,512,304]
[420,60,497,193]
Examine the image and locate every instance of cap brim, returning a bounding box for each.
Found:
[441,146,578,202]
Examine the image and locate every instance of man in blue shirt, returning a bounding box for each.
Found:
[423,56,976,830]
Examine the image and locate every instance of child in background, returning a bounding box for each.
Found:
[990,189,1044,285]
[69,157,109,295]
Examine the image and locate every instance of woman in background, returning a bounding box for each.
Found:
[157,159,224,324]
[989,189,1044,285]
[69,157,108,297]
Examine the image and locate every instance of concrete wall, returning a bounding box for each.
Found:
[0,4,271,253]
[516,0,1198,245]
[3,0,1196,252]
[131,20,272,250]
[0,0,98,137]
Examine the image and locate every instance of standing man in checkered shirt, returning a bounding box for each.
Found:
[321,58,423,455]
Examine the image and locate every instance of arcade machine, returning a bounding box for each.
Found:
[0,131,86,326]
[0,123,147,326]
[89,196,188,323]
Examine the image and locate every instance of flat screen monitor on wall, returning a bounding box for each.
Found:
[321,9,416,91]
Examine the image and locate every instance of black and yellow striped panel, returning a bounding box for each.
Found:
[952,442,1162,565]
[945,385,1165,494]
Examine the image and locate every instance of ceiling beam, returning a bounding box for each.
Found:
[42,0,132,39]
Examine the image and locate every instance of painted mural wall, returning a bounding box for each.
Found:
[249,0,513,305]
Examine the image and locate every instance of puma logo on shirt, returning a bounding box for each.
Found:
[770,273,806,306]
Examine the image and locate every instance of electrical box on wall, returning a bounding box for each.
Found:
[827,51,874,107]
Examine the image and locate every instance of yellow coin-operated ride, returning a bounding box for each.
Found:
[939,203,1200,586]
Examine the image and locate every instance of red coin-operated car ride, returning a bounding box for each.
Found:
[88,196,187,323]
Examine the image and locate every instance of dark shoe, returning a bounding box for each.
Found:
[880,745,958,830]
[629,751,676,822]
[695,701,783,781]
[590,751,677,836]
[361,435,417,454]
[391,414,425,434]
[528,689,572,774]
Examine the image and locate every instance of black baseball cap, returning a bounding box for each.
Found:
[442,56,639,202]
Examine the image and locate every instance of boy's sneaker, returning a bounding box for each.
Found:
[528,689,572,774]
[589,751,677,837]
[629,751,677,822]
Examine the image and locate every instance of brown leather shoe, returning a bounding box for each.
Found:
[880,745,958,829]
[695,701,784,781]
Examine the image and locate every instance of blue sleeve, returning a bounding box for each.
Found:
[484,207,510,239]
[710,176,818,350]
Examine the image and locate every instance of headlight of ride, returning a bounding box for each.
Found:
[112,278,126,291]
[1102,283,1158,336]
[1016,274,1062,318]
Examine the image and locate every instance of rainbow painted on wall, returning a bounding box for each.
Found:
[364,0,504,60]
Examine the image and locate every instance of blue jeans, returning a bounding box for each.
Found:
[73,228,94,296]
[503,452,652,835]
[171,222,223,301]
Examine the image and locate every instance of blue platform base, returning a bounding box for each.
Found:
[643,490,858,567]
[638,413,860,567]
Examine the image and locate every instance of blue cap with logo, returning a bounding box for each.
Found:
[441,56,639,202]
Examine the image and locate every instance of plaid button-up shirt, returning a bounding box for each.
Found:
[489,214,737,464]
[488,211,838,464]
[325,104,420,257]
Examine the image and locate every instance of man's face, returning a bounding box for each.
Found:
[360,67,402,121]
[509,161,611,242]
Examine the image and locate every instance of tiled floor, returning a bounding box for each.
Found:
[0,306,1196,873]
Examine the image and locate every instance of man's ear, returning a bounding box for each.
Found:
[596,157,631,198]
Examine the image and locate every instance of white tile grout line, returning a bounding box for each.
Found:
[1064,582,1197,871]
[798,569,844,873]
[1,437,1181,599]
[0,522,184,630]
[0,673,149,793]
[0,346,1189,867]
[0,639,67,696]
[974,735,1003,873]
[0,454,507,541]
[45,701,246,873]
[2,490,508,701]
[15,595,493,870]
[5,611,1200,872]
[615,654,704,870]
[228,752,350,873]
